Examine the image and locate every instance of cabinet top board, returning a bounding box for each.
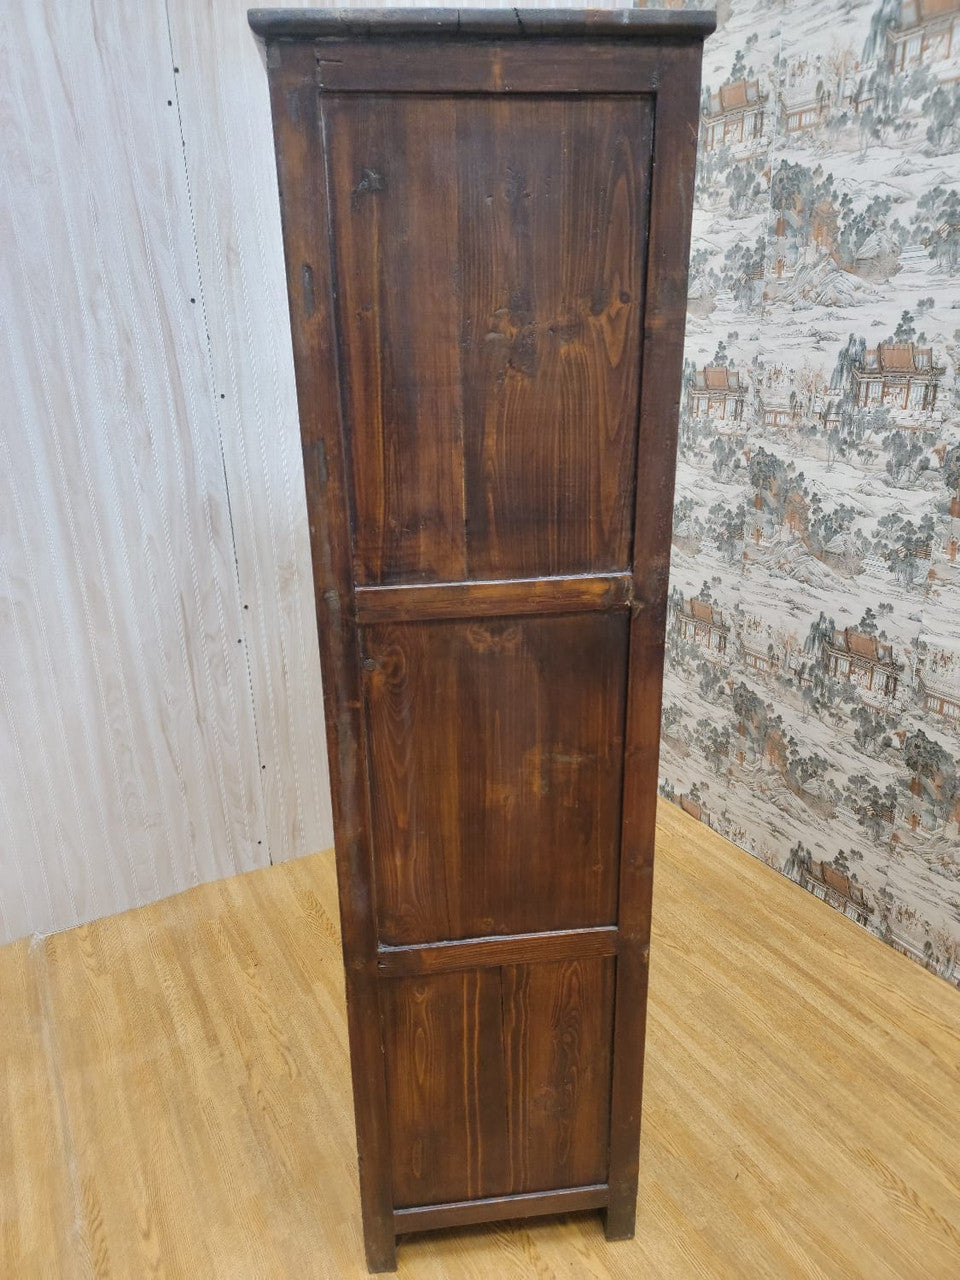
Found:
[247,7,717,41]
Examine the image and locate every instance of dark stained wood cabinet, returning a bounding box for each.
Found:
[250,8,714,1271]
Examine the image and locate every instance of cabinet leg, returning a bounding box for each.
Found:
[363,1231,397,1274]
[604,1193,637,1242]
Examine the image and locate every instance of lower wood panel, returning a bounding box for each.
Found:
[502,956,616,1194]
[382,968,508,1207]
[381,956,615,1209]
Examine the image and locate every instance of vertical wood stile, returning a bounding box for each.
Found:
[606,42,708,1242]
[265,43,397,1272]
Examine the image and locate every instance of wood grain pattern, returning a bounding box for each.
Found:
[382,957,614,1208]
[325,92,653,584]
[501,957,615,1194]
[382,969,509,1208]
[3,804,959,1279]
[363,614,628,944]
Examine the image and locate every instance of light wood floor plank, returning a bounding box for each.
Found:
[2,802,958,1278]
[0,938,76,1277]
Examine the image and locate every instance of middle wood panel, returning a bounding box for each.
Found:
[362,612,628,945]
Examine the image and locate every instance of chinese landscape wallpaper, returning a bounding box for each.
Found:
[660,0,960,984]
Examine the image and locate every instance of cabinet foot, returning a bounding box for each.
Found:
[363,1225,397,1274]
[604,1198,637,1242]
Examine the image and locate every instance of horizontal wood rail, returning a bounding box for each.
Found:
[394,1183,610,1234]
[312,42,672,94]
[355,572,633,624]
[376,925,618,977]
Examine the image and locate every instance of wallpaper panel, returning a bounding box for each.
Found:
[663,0,960,986]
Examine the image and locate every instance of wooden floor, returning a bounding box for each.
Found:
[2,802,959,1279]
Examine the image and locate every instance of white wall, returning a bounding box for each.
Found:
[0,0,635,945]
[0,0,332,943]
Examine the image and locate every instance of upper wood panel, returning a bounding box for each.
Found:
[363,612,628,945]
[324,93,653,584]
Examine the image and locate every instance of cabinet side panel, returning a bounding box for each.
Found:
[363,612,629,944]
[325,94,653,584]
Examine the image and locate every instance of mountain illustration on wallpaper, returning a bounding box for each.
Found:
[658,0,960,986]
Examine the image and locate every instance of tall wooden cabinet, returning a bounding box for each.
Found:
[250,8,714,1270]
